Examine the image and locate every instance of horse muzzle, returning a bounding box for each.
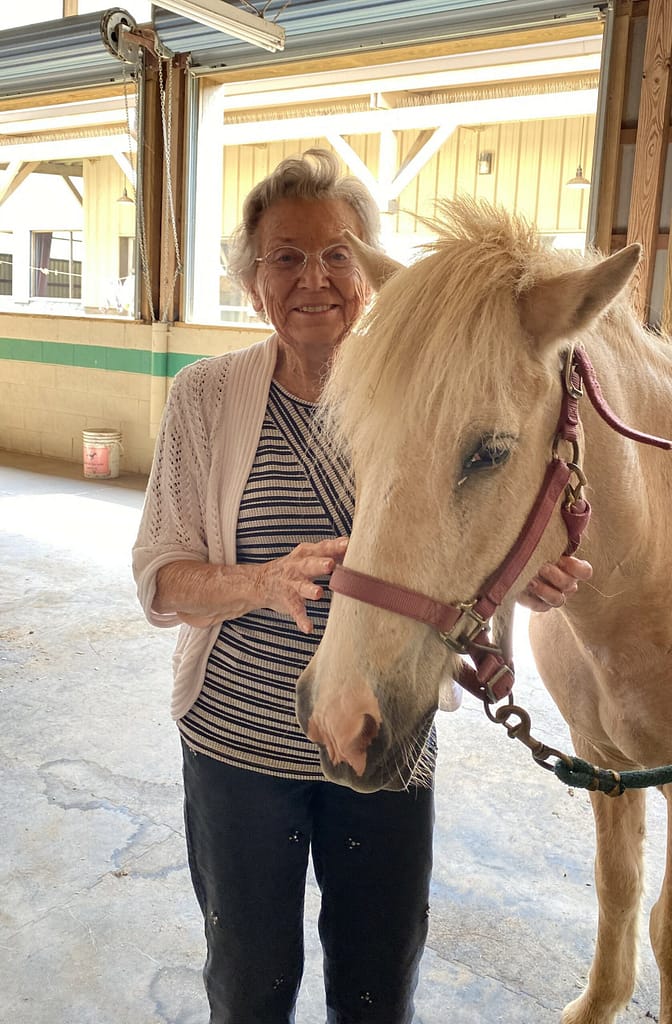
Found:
[296,661,382,778]
[296,661,433,792]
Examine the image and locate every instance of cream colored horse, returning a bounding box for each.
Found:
[296,198,672,1024]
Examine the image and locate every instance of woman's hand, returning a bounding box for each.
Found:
[518,554,593,613]
[253,537,349,634]
[159,537,349,632]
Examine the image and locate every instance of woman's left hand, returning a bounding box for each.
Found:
[518,554,593,612]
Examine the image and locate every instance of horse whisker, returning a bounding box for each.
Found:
[580,580,627,600]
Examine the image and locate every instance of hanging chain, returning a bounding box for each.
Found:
[123,65,156,322]
[157,55,184,323]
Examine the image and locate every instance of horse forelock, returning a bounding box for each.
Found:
[321,197,584,468]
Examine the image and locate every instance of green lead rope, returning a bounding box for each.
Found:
[554,756,672,796]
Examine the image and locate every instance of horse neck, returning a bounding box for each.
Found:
[574,334,672,621]
[580,328,672,472]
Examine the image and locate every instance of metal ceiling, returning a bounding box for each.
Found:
[0,9,139,99]
[0,2,605,100]
[153,0,605,72]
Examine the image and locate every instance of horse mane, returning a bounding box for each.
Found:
[320,195,645,469]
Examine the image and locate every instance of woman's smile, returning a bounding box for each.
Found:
[292,302,339,314]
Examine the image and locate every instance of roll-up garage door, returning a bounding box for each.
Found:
[153,0,605,71]
[0,2,605,96]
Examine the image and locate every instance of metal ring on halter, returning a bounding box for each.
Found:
[552,434,582,464]
[564,461,588,504]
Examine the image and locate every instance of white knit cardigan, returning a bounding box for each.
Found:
[132,333,278,720]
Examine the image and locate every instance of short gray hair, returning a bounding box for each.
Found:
[227,148,382,288]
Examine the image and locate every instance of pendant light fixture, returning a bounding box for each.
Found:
[566,117,591,190]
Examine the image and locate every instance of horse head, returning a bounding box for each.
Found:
[296,198,641,792]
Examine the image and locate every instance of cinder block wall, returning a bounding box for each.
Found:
[0,314,267,476]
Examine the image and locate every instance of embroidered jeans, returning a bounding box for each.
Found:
[181,740,434,1024]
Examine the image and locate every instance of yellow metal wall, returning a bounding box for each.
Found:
[221,115,595,240]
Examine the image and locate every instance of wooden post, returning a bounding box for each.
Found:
[626,0,672,322]
[158,57,188,324]
[138,61,163,322]
[663,264,672,335]
[137,53,188,324]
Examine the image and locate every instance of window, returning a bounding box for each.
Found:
[113,235,136,315]
[187,23,603,326]
[0,84,138,319]
[31,230,83,302]
[0,250,12,296]
[219,237,256,324]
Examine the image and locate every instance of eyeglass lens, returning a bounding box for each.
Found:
[260,244,355,276]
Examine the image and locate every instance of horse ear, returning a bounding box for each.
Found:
[518,243,642,344]
[344,230,404,291]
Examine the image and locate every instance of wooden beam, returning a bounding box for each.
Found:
[223,89,598,147]
[0,160,38,206]
[0,133,132,162]
[626,0,672,321]
[398,129,434,169]
[388,123,457,198]
[612,231,668,249]
[594,1,633,255]
[378,128,399,209]
[35,161,83,176]
[62,175,82,205]
[325,134,382,202]
[112,152,136,190]
[327,124,461,213]
[0,84,125,114]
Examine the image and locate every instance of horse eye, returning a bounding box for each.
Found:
[462,437,512,475]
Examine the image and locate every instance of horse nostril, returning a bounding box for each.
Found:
[357,713,379,751]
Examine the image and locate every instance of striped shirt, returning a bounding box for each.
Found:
[178,380,354,779]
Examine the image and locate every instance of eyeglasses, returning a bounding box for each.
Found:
[254,243,356,278]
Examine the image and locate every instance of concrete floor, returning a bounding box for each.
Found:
[1,449,666,1024]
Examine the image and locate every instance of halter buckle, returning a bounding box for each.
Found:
[485,663,515,704]
[439,602,487,653]
[563,345,584,399]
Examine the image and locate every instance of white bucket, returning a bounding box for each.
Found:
[82,428,123,479]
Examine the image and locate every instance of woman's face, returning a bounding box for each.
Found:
[248,197,371,349]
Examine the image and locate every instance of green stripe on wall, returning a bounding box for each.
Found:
[168,352,205,376]
[0,337,205,377]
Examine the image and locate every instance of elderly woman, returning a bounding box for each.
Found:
[132,149,591,1024]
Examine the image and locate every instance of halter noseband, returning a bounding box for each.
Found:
[329,347,672,707]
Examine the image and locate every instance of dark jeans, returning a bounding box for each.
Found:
[181,740,435,1024]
